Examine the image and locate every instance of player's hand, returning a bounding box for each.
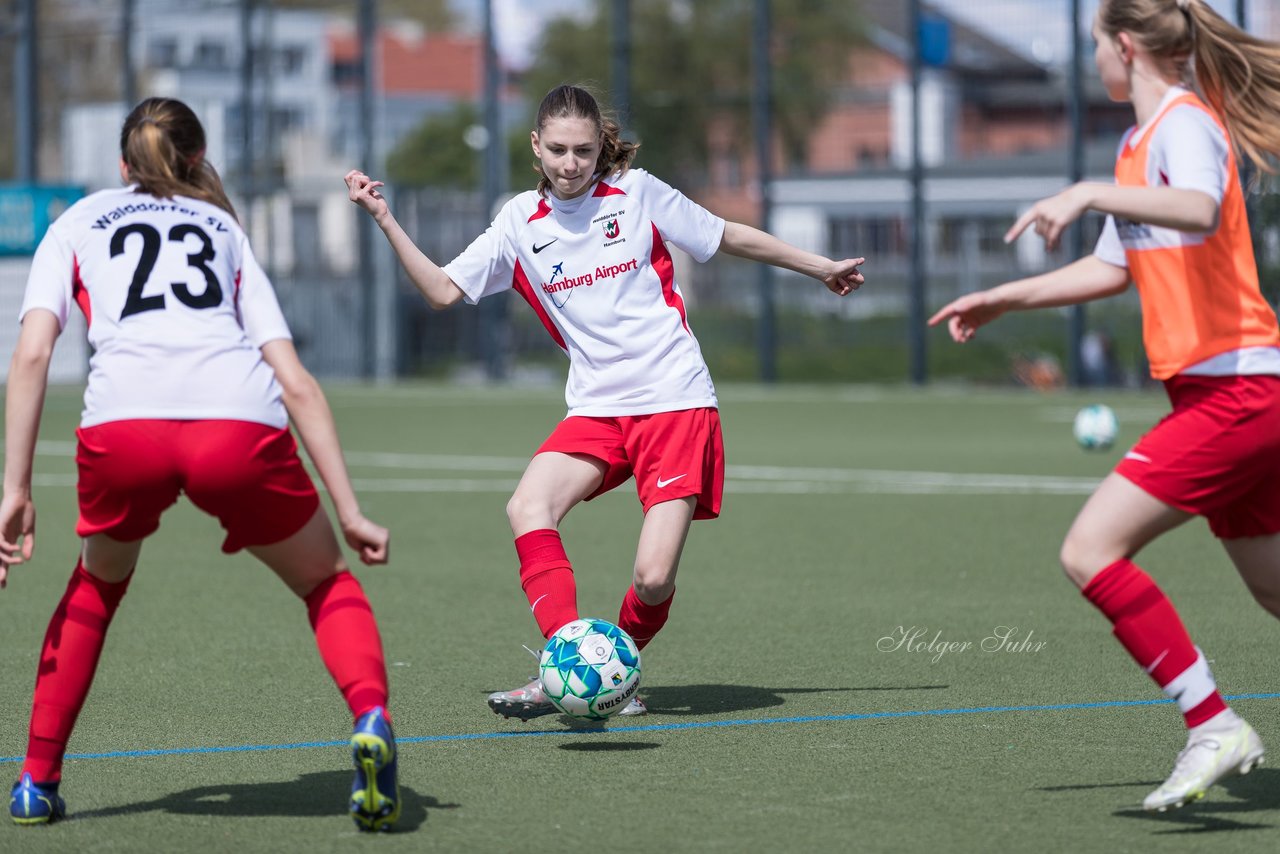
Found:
[823,257,865,296]
[340,514,390,566]
[344,169,389,223]
[1005,184,1091,252]
[928,290,1008,343]
[0,490,36,589]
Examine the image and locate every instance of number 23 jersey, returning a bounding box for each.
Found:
[444,168,726,417]
[20,187,291,428]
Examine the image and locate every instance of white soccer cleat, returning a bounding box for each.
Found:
[487,677,557,721]
[616,696,647,717]
[1142,717,1264,812]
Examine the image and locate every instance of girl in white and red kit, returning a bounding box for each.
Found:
[5,97,399,831]
[347,84,865,719]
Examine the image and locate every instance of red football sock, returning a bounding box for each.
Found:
[516,529,578,639]
[1083,558,1227,728]
[23,562,132,784]
[618,586,674,651]
[305,571,389,721]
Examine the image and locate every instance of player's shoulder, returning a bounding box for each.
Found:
[613,167,656,190]
[1158,101,1226,140]
[501,189,552,227]
[53,187,137,228]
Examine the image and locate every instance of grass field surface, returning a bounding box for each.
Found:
[2,382,1278,852]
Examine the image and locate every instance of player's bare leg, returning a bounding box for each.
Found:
[614,496,696,717]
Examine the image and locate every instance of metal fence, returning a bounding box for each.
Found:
[4,0,1276,388]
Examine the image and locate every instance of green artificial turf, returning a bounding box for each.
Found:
[2,382,1277,852]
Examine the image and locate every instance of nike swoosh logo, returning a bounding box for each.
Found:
[532,238,558,253]
[530,593,549,612]
[1144,649,1169,675]
[656,474,687,488]
[1124,451,1152,463]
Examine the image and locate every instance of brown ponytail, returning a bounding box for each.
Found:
[533,85,639,196]
[120,98,239,219]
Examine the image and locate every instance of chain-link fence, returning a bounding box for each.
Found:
[4,1,1276,387]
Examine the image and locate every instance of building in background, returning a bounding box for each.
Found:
[697,1,1134,317]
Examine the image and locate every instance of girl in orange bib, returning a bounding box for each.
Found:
[931,0,1280,813]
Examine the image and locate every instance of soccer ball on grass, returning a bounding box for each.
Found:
[540,618,641,720]
[1072,404,1118,451]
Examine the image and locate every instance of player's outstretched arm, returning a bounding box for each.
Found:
[1,310,60,586]
[718,221,865,296]
[344,169,467,310]
[929,256,1130,343]
[260,339,389,565]
[1007,182,1219,252]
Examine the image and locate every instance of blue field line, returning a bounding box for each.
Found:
[4,692,1279,765]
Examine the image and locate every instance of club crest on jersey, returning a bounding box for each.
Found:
[602,219,620,239]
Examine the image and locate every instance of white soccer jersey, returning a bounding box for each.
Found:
[20,187,291,428]
[443,168,726,417]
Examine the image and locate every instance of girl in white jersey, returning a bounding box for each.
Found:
[931,0,1280,813]
[347,84,865,720]
[4,98,399,831]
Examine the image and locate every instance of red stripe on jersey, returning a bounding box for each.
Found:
[650,224,689,333]
[72,254,92,327]
[528,200,552,223]
[233,269,243,325]
[512,260,568,352]
[593,181,626,198]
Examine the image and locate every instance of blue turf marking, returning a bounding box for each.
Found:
[4,692,1279,765]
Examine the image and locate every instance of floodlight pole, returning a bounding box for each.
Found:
[15,0,38,180]
[611,0,631,132]
[121,0,136,109]
[753,0,777,383]
[358,0,378,378]
[908,0,926,385]
[239,0,257,242]
[479,0,509,381]
[1067,0,1086,386]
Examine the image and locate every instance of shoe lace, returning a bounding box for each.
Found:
[1164,735,1224,785]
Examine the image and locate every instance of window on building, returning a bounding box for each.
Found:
[193,40,228,71]
[332,60,361,88]
[829,216,907,258]
[279,45,307,76]
[148,38,178,68]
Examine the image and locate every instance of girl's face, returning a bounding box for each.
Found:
[532,116,602,200]
[1093,16,1131,102]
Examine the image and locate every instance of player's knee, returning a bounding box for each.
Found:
[505,490,545,531]
[1058,533,1111,589]
[632,565,675,604]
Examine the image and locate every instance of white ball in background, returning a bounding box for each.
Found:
[1073,404,1119,451]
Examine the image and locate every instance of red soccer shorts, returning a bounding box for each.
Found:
[1115,374,1280,539]
[536,407,725,519]
[75,419,320,552]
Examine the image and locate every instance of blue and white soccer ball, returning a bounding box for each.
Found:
[1072,404,1119,451]
[540,618,641,720]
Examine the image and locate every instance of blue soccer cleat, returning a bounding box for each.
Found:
[349,706,400,832]
[10,773,66,826]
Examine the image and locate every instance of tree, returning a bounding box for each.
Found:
[385,102,533,190]
[519,0,865,188]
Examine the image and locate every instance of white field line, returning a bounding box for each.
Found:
[25,444,1099,496]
